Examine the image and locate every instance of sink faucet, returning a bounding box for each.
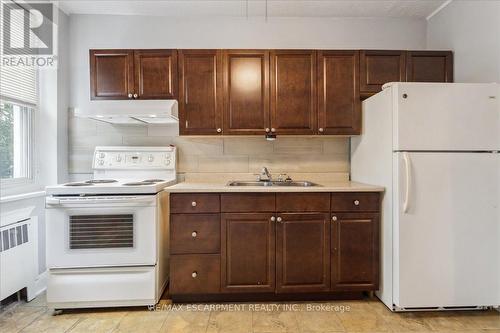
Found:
[258,167,272,181]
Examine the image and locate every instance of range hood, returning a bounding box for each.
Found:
[74,100,178,125]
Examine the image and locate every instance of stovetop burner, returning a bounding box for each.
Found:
[85,179,118,184]
[142,179,165,183]
[64,182,94,187]
[123,182,156,186]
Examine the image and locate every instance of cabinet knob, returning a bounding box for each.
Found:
[271,128,276,133]
[191,201,197,207]
[332,216,337,221]
[128,93,133,98]
[276,217,283,223]
[191,231,197,238]
[265,128,270,133]
[354,200,360,206]
[191,271,198,278]
[319,127,324,133]
[216,128,222,133]
[270,216,276,222]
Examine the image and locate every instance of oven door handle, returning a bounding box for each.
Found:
[46,196,157,207]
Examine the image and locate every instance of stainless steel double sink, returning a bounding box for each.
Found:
[227,180,320,187]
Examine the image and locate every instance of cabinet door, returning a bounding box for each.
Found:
[276,213,330,293]
[317,50,360,135]
[179,50,223,135]
[221,213,275,293]
[331,213,379,291]
[406,51,453,83]
[223,50,270,135]
[90,49,134,100]
[270,50,317,135]
[134,50,177,99]
[360,50,406,95]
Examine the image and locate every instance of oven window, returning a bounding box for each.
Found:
[69,214,134,249]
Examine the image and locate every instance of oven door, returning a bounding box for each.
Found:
[46,195,157,269]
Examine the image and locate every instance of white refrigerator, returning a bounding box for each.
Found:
[351,83,499,311]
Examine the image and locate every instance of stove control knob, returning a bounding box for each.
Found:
[148,155,154,162]
[116,155,122,162]
[98,160,104,166]
[165,160,171,166]
[99,152,105,158]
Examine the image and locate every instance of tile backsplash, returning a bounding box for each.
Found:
[68,115,350,181]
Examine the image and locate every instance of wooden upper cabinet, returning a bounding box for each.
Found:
[134,50,177,99]
[331,213,379,291]
[223,50,270,135]
[270,50,317,135]
[406,51,453,83]
[317,50,360,135]
[360,50,406,95]
[221,213,275,293]
[90,50,134,100]
[178,50,223,135]
[276,213,330,293]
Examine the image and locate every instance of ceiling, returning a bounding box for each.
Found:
[56,0,449,19]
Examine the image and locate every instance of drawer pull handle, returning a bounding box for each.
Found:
[191,271,198,278]
[191,231,197,238]
[332,216,337,221]
[354,200,360,206]
[191,201,197,207]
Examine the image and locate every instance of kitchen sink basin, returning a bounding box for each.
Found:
[227,181,273,186]
[227,180,320,187]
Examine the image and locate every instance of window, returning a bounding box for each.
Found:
[0,101,34,181]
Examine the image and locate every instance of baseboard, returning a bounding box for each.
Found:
[33,270,48,296]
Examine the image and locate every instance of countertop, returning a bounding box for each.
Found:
[165,181,384,193]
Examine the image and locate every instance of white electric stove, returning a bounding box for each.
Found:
[45,146,176,310]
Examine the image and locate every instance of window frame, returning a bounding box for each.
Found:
[0,73,39,197]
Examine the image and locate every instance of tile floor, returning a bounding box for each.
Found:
[0,292,499,333]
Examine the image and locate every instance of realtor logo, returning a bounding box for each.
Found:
[2,1,53,55]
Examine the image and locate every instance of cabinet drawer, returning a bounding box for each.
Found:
[171,214,220,254]
[170,254,220,294]
[221,193,275,212]
[170,194,220,213]
[331,193,380,212]
[276,193,330,212]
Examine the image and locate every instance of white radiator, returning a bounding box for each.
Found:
[0,217,37,301]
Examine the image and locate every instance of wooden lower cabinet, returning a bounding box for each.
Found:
[331,213,379,291]
[276,213,330,293]
[170,254,221,294]
[169,192,380,299]
[221,213,275,292]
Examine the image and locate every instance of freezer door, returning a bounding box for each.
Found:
[393,83,499,151]
[393,152,499,308]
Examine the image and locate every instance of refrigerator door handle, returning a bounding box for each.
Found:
[402,152,411,213]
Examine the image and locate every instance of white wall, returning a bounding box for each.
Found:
[57,11,70,184]
[427,0,500,83]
